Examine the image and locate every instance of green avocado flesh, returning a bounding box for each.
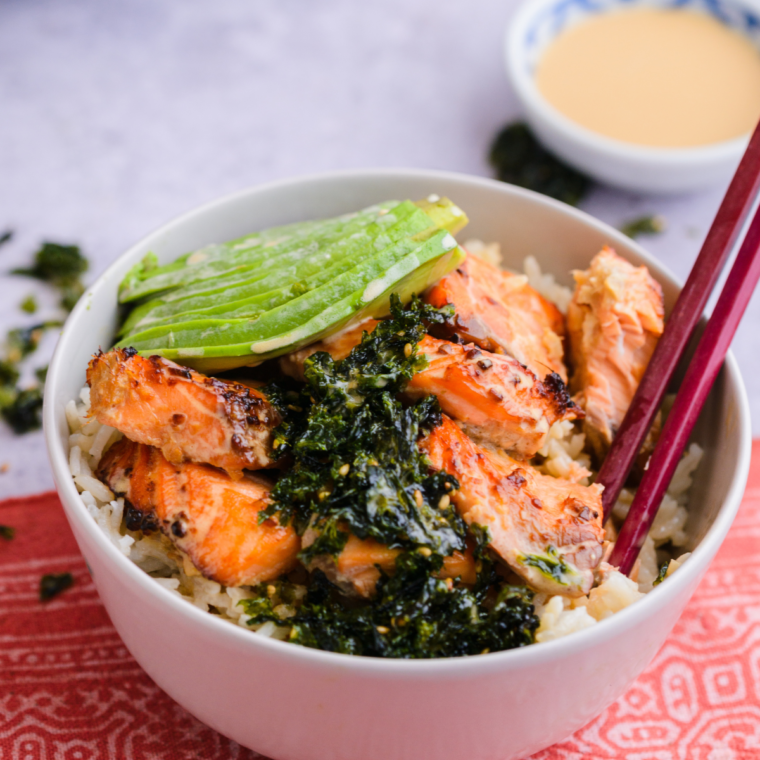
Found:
[116,198,469,371]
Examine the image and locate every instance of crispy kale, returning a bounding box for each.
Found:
[251,295,539,658]
[1,386,44,434]
[489,122,591,207]
[12,242,88,312]
[241,552,538,658]
[265,295,466,561]
[39,572,74,601]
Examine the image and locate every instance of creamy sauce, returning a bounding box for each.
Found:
[535,8,760,148]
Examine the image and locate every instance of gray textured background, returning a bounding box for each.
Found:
[1,0,757,497]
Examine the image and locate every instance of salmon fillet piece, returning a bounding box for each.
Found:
[407,336,580,458]
[420,416,604,596]
[302,529,477,598]
[88,348,280,475]
[567,247,664,461]
[98,438,300,587]
[281,323,580,458]
[425,253,568,382]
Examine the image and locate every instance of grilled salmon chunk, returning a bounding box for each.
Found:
[302,529,477,598]
[567,247,664,460]
[420,416,604,596]
[281,324,580,458]
[424,253,568,382]
[407,336,580,458]
[88,348,280,475]
[98,438,300,587]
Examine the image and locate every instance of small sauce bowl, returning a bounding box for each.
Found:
[505,0,760,194]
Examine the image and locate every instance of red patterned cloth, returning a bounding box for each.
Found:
[2,442,760,760]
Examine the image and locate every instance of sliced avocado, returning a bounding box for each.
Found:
[116,197,469,371]
[120,202,425,335]
[118,201,399,303]
[118,232,464,370]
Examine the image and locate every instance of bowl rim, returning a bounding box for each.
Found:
[504,0,752,163]
[43,167,752,675]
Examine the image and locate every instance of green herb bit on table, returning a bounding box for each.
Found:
[0,525,15,540]
[40,572,74,601]
[0,230,12,248]
[20,294,37,314]
[619,215,667,239]
[489,122,592,207]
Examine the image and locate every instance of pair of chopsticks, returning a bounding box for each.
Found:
[600,120,760,576]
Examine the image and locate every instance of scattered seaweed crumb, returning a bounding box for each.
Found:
[2,387,44,434]
[489,122,592,207]
[0,525,15,540]
[11,241,88,312]
[620,215,667,239]
[40,572,74,601]
[0,230,12,248]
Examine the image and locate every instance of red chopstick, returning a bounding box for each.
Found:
[609,203,760,575]
[598,121,760,520]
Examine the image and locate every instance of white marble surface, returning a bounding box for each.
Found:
[1,0,758,498]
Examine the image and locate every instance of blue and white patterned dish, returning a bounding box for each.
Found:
[505,0,760,193]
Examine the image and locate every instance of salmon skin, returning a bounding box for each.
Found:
[98,438,300,587]
[420,416,604,596]
[281,322,580,458]
[407,336,580,458]
[302,529,477,598]
[567,247,664,461]
[87,348,280,475]
[424,253,568,382]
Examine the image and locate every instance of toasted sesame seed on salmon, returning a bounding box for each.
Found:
[419,416,604,596]
[407,336,581,458]
[281,323,580,459]
[424,253,568,382]
[87,348,280,475]
[98,438,300,587]
[567,247,665,461]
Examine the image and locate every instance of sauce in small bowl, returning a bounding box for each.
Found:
[506,0,760,193]
[536,7,760,149]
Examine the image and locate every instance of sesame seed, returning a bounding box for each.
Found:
[438,494,450,510]
[418,547,432,557]
[267,585,277,597]
[376,626,390,634]
[481,648,490,655]
[445,578,454,590]
[338,463,350,477]
[289,628,298,639]
[414,490,423,507]
[404,343,413,358]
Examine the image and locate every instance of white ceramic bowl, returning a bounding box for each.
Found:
[505,0,760,194]
[44,170,751,760]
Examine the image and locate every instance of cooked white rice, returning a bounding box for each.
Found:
[68,250,701,647]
